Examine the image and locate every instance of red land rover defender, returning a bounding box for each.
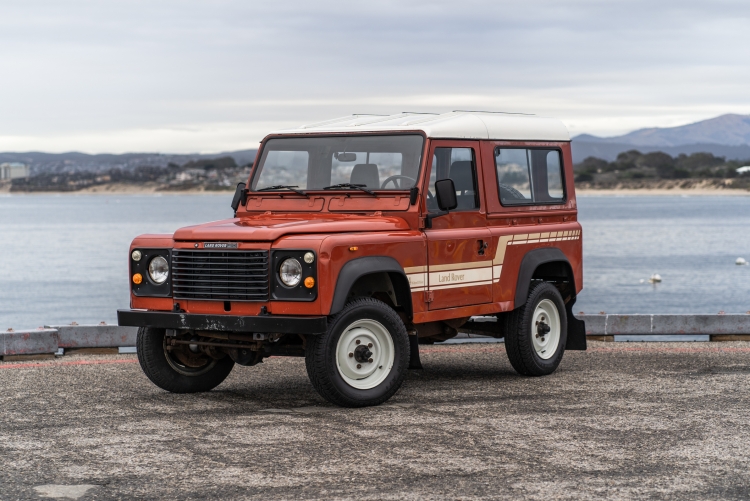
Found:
[118,111,586,407]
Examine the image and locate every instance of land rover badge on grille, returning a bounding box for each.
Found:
[203,242,238,249]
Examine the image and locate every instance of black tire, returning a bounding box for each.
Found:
[305,297,410,407]
[136,327,235,393]
[504,282,567,376]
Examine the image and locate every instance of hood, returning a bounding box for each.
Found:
[173,214,411,242]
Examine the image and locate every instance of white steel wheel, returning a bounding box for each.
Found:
[531,299,561,360]
[335,319,395,390]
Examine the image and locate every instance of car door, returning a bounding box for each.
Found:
[423,140,493,310]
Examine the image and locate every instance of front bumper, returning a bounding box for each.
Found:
[117,310,327,335]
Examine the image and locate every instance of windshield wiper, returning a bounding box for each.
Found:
[256,185,309,197]
[322,183,376,196]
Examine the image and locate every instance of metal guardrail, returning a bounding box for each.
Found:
[460,314,750,342]
[1,314,749,358]
[1,325,137,358]
[579,314,750,341]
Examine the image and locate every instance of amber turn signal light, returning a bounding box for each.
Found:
[349,246,358,252]
[132,273,143,285]
[304,277,315,288]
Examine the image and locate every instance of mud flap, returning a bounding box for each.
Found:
[565,298,587,351]
[408,334,423,369]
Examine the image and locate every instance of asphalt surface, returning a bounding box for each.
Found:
[1,341,750,500]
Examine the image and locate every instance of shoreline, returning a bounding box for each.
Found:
[0,182,234,196]
[2,183,749,197]
[576,187,750,196]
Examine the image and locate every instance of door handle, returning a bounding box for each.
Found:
[478,240,489,256]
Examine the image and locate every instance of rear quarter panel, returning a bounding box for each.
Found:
[479,140,583,306]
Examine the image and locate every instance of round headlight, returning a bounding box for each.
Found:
[304,251,315,264]
[131,250,142,261]
[279,258,302,287]
[148,256,169,284]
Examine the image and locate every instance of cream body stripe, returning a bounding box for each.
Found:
[406,231,580,292]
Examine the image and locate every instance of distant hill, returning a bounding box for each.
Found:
[571,141,750,164]
[0,149,258,176]
[572,114,750,163]
[575,114,750,147]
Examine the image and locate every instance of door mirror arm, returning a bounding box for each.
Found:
[424,210,448,229]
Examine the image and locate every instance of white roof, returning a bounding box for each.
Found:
[271,111,570,142]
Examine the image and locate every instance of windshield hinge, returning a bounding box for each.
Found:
[409,186,419,205]
[424,291,434,303]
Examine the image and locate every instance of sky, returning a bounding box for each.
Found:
[1,0,749,154]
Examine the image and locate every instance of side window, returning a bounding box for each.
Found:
[426,147,479,212]
[495,148,564,205]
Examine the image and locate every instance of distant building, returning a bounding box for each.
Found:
[0,162,30,180]
[737,166,750,175]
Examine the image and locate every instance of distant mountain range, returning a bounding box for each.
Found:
[4,114,750,172]
[0,150,258,176]
[572,114,750,163]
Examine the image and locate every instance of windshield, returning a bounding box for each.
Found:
[252,135,424,191]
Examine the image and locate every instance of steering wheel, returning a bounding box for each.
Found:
[380,175,416,190]
[498,183,526,201]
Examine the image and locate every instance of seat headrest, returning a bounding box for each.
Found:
[350,163,380,189]
[449,161,474,192]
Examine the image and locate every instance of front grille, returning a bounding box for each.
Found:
[171,250,269,301]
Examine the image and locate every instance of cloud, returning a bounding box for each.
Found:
[1,0,748,152]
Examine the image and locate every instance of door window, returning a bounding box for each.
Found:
[426,147,479,211]
[495,148,564,205]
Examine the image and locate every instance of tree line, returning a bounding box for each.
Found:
[574,150,749,183]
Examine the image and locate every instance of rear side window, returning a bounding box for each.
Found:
[495,148,564,205]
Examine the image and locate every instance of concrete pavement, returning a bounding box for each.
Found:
[1,342,749,500]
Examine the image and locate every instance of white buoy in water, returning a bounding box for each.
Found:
[649,273,662,283]
[737,257,748,265]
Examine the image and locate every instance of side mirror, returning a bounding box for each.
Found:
[424,178,457,229]
[435,178,457,211]
[231,182,247,214]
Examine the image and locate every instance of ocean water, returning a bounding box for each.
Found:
[576,195,750,315]
[1,194,749,329]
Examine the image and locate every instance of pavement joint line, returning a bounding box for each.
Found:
[423,346,506,354]
[0,358,138,370]
[590,346,750,353]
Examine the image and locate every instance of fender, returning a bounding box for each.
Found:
[514,247,585,351]
[329,256,414,319]
[514,248,575,307]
